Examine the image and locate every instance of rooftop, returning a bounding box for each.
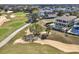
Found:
[55,15,77,21]
[75,18,79,22]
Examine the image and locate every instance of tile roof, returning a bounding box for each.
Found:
[55,15,77,21]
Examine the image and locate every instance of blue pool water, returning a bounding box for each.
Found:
[71,27,79,35]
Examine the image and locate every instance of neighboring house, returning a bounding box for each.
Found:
[39,8,57,19]
[52,15,77,31]
[40,12,57,19]
[68,18,79,35]
[55,8,66,11]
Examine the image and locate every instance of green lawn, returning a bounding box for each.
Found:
[0,28,9,36]
[0,28,9,40]
[15,12,26,16]
[0,12,28,41]
[0,43,63,54]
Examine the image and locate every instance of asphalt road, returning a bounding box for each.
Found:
[0,23,30,48]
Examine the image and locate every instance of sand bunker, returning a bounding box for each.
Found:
[0,16,10,26]
[10,14,16,18]
[13,38,79,53]
[34,40,79,52]
[13,38,30,45]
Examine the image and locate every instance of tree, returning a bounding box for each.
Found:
[32,8,39,14]
[44,12,48,18]
[0,13,2,16]
[26,5,32,13]
[45,26,52,35]
[64,28,68,37]
[57,10,64,16]
[28,7,40,23]
[29,23,44,36]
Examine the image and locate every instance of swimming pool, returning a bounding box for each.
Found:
[71,26,79,35]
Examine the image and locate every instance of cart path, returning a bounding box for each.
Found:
[0,23,30,48]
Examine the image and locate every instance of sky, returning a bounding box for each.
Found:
[0,0,79,4]
[0,0,28,4]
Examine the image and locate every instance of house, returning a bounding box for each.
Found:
[39,8,57,19]
[52,15,77,31]
[55,8,66,12]
[40,12,57,19]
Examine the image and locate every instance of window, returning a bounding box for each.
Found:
[57,19,62,22]
[63,20,67,23]
[62,24,66,27]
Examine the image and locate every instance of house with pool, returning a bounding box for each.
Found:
[48,15,77,31]
[68,18,79,35]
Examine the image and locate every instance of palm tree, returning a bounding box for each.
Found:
[26,7,44,41]
[29,23,44,36]
[27,5,32,13]
[28,7,40,23]
[26,23,44,42]
[45,26,51,35]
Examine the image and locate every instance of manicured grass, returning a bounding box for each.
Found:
[0,27,64,54]
[15,12,26,16]
[9,21,24,27]
[0,21,25,41]
[0,28,9,36]
[0,43,63,54]
[0,28,9,40]
[0,12,28,41]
